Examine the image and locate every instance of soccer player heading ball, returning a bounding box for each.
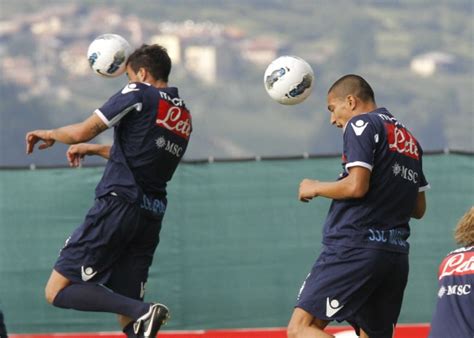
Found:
[26,44,192,337]
[287,75,429,338]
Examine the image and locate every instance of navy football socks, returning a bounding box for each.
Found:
[52,283,150,320]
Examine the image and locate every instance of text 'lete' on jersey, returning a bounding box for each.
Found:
[94,82,192,202]
[322,108,429,253]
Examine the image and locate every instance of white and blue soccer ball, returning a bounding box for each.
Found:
[264,55,314,105]
[87,34,132,78]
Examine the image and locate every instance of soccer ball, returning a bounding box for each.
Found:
[87,34,132,78]
[263,55,314,105]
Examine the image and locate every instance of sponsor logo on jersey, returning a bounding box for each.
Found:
[165,141,183,157]
[326,297,344,317]
[438,284,471,298]
[438,285,446,298]
[156,99,191,140]
[81,266,98,282]
[155,137,184,157]
[392,162,418,183]
[439,252,474,279]
[385,123,419,160]
[156,136,166,149]
[350,119,369,136]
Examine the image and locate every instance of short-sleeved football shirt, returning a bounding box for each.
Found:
[94,82,192,202]
[322,108,429,253]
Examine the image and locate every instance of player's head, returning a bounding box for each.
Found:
[327,74,376,128]
[454,206,474,247]
[329,74,375,103]
[126,44,171,83]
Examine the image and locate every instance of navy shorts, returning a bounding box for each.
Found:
[54,194,166,300]
[295,245,408,338]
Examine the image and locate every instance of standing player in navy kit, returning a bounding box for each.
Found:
[429,206,474,338]
[287,75,429,338]
[26,44,192,337]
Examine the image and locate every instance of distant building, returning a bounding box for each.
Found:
[1,57,35,86]
[184,45,217,84]
[30,16,62,35]
[240,37,281,66]
[60,42,90,76]
[0,20,22,37]
[125,15,143,46]
[410,52,456,77]
[150,34,182,64]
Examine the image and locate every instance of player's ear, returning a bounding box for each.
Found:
[346,95,357,111]
[138,67,147,82]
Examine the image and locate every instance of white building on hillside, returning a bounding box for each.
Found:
[410,52,456,77]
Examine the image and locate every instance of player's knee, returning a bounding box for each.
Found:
[44,284,57,304]
[44,281,64,305]
[44,270,71,305]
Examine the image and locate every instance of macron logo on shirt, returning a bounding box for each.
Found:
[350,120,369,136]
[121,83,140,94]
[326,297,344,317]
[81,266,98,282]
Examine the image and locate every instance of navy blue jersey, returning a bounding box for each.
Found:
[429,246,474,338]
[94,82,192,202]
[322,108,429,253]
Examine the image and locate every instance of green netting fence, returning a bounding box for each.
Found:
[0,153,473,333]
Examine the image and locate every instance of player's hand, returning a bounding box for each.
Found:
[67,144,90,167]
[299,178,319,203]
[26,130,55,154]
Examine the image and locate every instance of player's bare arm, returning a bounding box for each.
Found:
[26,114,107,154]
[67,143,111,167]
[299,166,371,202]
[411,191,426,219]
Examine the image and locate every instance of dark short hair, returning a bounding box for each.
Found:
[126,44,171,82]
[328,74,375,103]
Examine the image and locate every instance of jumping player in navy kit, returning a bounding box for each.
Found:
[26,44,191,337]
[429,206,474,338]
[287,75,429,338]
